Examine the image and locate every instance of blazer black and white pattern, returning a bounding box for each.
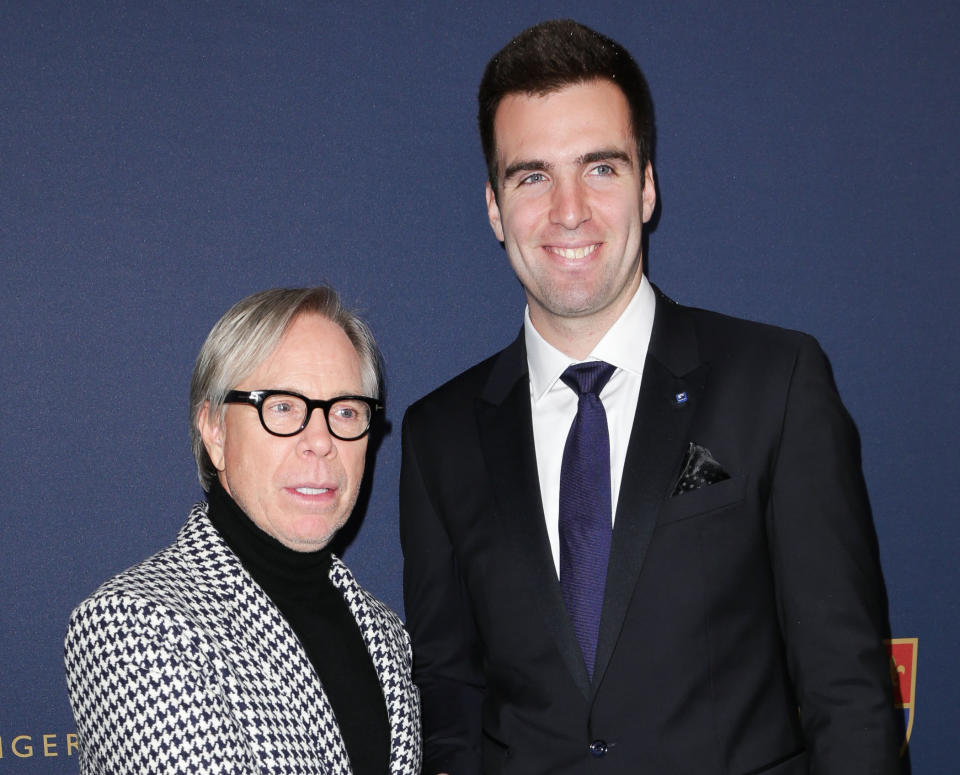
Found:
[65,503,421,775]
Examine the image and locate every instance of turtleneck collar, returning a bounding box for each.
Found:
[205,477,333,597]
[203,477,392,775]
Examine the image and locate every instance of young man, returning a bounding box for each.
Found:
[400,20,900,775]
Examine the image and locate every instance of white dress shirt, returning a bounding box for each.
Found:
[525,276,656,575]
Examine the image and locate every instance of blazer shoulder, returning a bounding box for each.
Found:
[683,299,812,344]
[403,343,515,424]
[667,295,824,366]
[68,504,228,632]
[74,539,184,613]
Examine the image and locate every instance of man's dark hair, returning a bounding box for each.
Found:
[478,19,655,193]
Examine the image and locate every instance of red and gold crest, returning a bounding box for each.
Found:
[885,637,918,754]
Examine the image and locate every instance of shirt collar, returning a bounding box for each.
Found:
[525,274,656,402]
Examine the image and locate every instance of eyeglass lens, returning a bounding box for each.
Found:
[261,394,372,438]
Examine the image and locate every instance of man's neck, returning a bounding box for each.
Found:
[528,313,611,360]
[527,282,643,360]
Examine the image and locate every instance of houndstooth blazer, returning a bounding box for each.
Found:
[64,502,421,775]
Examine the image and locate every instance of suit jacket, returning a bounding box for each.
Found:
[400,289,900,775]
[65,503,421,775]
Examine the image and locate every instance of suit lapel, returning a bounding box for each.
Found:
[593,292,707,689]
[476,333,593,697]
[184,510,350,774]
[330,558,421,775]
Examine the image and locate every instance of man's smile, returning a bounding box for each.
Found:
[545,243,600,260]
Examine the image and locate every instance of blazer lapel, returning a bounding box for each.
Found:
[329,558,421,775]
[476,333,593,697]
[185,511,351,774]
[592,291,707,689]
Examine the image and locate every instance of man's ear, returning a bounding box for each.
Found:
[198,401,226,472]
[641,162,657,224]
[485,181,505,243]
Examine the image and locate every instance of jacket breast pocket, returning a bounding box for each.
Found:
[656,474,746,526]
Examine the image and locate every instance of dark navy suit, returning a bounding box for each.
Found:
[400,288,900,775]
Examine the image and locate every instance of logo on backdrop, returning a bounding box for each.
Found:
[0,732,78,760]
[886,637,918,755]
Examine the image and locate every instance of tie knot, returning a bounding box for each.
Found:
[560,361,616,397]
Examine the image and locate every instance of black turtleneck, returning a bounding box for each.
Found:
[206,479,391,774]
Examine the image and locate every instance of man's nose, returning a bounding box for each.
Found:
[549,176,591,230]
[297,408,336,456]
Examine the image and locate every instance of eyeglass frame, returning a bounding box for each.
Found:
[223,389,383,441]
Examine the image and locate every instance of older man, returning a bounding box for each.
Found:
[66,287,420,775]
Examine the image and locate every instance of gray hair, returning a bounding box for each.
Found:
[189,286,383,490]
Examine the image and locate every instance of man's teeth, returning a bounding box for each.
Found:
[551,244,598,259]
[296,487,329,495]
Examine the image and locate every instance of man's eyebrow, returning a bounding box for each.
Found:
[502,159,551,181]
[503,151,633,181]
[577,149,632,166]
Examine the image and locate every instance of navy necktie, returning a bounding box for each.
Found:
[558,360,616,678]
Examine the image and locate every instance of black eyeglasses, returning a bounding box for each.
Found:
[224,390,382,441]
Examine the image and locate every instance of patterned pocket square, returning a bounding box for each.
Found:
[672,442,731,496]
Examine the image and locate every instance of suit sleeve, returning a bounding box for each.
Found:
[65,595,256,775]
[399,409,484,775]
[768,335,901,773]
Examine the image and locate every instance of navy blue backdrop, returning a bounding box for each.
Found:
[1,1,956,771]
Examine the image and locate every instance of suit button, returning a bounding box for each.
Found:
[589,739,608,758]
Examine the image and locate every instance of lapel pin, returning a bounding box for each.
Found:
[674,391,688,405]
